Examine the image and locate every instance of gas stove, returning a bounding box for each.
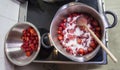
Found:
[18,0,108,64]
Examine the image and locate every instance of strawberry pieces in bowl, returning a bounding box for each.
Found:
[57,13,101,56]
[21,27,39,57]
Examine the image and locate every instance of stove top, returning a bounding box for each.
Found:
[19,0,107,64]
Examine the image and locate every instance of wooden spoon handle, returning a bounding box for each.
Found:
[84,24,118,63]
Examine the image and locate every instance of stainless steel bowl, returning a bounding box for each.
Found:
[4,22,41,66]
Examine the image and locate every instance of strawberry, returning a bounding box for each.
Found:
[26,51,31,57]
[63,19,67,22]
[72,13,78,16]
[58,27,63,31]
[66,47,72,53]
[57,30,62,34]
[65,38,69,43]
[87,47,93,53]
[77,48,84,55]
[77,38,82,44]
[29,44,35,51]
[60,23,64,27]
[92,20,98,26]
[95,32,101,39]
[67,34,75,40]
[69,29,75,33]
[84,50,88,55]
[89,41,96,49]
[96,27,101,31]
[58,35,63,40]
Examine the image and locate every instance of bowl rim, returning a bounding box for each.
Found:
[4,22,41,66]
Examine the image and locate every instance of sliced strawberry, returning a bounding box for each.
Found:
[58,35,63,40]
[57,30,62,34]
[77,38,82,44]
[63,19,67,22]
[72,13,78,16]
[77,48,84,55]
[66,47,72,53]
[89,41,96,49]
[60,23,64,27]
[96,27,101,31]
[67,34,75,40]
[92,20,98,26]
[65,38,69,43]
[62,25,66,30]
[87,47,93,53]
[95,32,101,39]
[26,51,31,57]
[29,44,34,50]
[69,29,75,33]
[84,50,88,55]
[58,27,63,31]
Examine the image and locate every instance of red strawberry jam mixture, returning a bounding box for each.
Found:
[21,27,39,57]
[57,13,101,56]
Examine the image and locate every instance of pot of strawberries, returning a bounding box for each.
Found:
[42,2,117,62]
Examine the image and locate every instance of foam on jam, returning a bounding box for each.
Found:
[57,13,101,56]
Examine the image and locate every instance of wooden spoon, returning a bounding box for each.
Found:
[76,17,118,63]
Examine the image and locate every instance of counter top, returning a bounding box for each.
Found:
[0,0,20,70]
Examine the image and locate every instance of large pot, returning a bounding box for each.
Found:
[42,2,117,62]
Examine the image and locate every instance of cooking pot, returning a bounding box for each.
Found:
[42,2,117,62]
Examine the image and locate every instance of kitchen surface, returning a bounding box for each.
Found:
[0,0,120,70]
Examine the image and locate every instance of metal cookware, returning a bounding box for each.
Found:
[4,22,41,66]
[42,2,117,62]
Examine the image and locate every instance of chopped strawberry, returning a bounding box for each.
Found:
[26,51,31,57]
[29,44,35,50]
[87,47,93,53]
[66,47,72,53]
[67,34,75,40]
[92,20,98,26]
[84,50,88,55]
[62,25,66,30]
[60,23,64,27]
[77,48,84,55]
[58,35,63,40]
[95,32,101,39]
[58,27,63,31]
[57,30,62,34]
[72,13,78,16]
[96,27,101,31]
[90,41,96,49]
[63,19,67,22]
[68,29,74,33]
[65,38,69,43]
[77,38,82,44]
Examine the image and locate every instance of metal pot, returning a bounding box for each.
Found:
[42,2,117,62]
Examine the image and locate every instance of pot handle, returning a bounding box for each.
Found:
[104,11,118,29]
[41,33,53,48]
